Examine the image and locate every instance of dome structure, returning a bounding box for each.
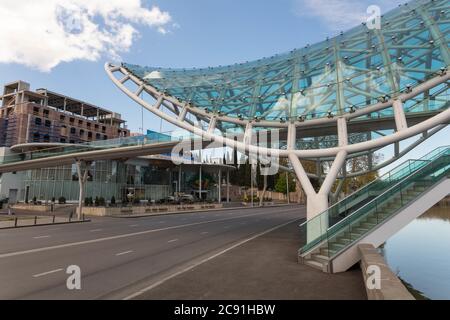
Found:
[106,0,449,219]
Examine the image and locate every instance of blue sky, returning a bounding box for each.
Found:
[0,0,446,165]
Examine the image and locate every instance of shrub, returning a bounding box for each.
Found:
[110,196,116,205]
[58,196,66,204]
[51,197,56,203]
[84,197,93,206]
[98,197,106,207]
[32,196,37,204]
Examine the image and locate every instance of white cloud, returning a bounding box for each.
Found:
[294,0,404,31]
[0,0,173,72]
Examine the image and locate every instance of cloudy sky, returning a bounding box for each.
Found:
[1,0,444,164]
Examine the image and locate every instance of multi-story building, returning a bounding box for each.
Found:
[0,80,130,203]
[0,80,129,147]
[0,82,232,205]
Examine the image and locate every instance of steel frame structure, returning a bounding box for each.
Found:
[106,0,450,220]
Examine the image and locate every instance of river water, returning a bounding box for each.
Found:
[382,205,450,300]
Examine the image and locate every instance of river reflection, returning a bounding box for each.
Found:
[382,205,450,300]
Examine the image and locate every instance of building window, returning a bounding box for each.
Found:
[103,135,108,140]
[87,122,91,128]
[96,133,101,139]
[88,132,92,138]
[33,107,40,114]
[78,120,83,125]
[45,120,51,127]
[69,140,75,144]
[70,127,76,134]
[60,138,66,143]
[69,118,75,123]
[34,117,42,125]
[43,110,49,118]
[32,132,40,142]
[102,126,106,132]
[94,124,99,129]
[43,134,50,142]
[60,115,65,121]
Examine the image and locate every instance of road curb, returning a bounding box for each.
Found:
[109,203,300,219]
[0,219,91,230]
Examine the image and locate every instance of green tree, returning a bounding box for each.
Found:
[274,173,296,195]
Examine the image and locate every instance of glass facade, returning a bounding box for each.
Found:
[20,159,222,203]
[123,0,449,123]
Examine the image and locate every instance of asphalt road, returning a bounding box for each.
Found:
[0,205,304,300]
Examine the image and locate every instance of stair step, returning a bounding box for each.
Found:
[335,238,351,246]
[364,222,377,227]
[311,254,330,263]
[329,242,345,251]
[304,259,325,271]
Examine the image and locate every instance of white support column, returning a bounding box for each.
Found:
[285,172,290,204]
[154,96,164,110]
[226,170,230,203]
[178,164,182,193]
[208,117,217,134]
[337,117,348,147]
[319,150,347,197]
[178,106,188,121]
[243,122,253,146]
[76,161,90,221]
[119,75,130,84]
[393,100,408,132]
[218,168,222,203]
[199,165,202,201]
[288,153,316,199]
[135,85,144,96]
[287,122,297,150]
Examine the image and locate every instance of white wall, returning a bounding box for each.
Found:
[0,147,26,202]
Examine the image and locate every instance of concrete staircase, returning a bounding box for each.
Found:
[301,182,429,272]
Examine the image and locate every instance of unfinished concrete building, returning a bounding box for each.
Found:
[0,80,130,147]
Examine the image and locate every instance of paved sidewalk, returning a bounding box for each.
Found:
[135,217,367,300]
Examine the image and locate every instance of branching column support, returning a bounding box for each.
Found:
[288,120,348,240]
[76,160,91,221]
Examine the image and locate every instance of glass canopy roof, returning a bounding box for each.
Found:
[123,0,449,122]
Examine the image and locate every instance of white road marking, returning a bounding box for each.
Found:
[167,239,178,243]
[123,217,301,300]
[116,250,134,256]
[33,268,63,278]
[201,232,209,235]
[90,229,103,232]
[0,207,302,259]
[33,235,51,239]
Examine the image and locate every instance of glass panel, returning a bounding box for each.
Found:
[299,146,450,257]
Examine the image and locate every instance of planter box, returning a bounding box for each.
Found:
[78,203,225,217]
